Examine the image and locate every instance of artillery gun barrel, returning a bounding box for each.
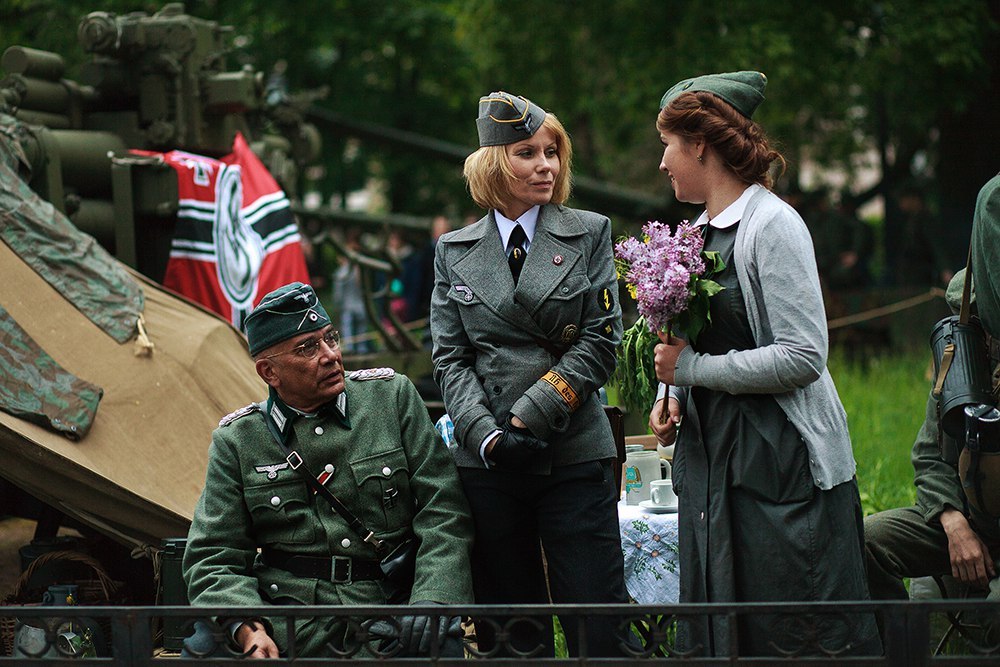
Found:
[10,109,72,129]
[0,73,98,121]
[48,130,127,198]
[2,74,72,114]
[1,46,66,82]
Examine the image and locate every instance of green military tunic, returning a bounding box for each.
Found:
[865,265,1000,600]
[183,369,474,655]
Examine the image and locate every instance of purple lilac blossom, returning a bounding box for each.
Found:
[615,221,705,333]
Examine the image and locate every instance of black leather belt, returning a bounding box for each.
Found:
[263,548,384,584]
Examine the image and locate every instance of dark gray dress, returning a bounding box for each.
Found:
[674,222,880,657]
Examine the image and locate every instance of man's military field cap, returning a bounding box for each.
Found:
[660,71,767,119]
[476,91,546,147]
[245,282,331,356]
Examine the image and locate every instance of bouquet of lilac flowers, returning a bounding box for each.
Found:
[611,221,725,413]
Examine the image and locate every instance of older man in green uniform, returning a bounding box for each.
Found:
[183,282,474,658]
[865,173,1000,604]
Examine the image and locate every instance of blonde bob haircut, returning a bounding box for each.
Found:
[463,113,573,211]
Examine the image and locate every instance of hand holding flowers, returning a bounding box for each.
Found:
[612,220,725,415]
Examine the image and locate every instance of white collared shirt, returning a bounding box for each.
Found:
[495,205,540,252]
[480,205,541,465]
[693,183,762,229]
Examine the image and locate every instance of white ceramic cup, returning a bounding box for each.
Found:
[649,479,678,507]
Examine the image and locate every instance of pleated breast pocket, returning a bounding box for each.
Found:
[538,273,591,338]
[348,448,413,531]
[245,480,316,545]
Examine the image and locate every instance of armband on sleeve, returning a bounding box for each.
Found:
[540,370,581,411]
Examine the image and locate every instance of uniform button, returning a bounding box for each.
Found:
[382,466,392,476]
[270,496,280,506]
[816,478,822,485]
[699,511,705,521]
[315,426,324,435]
[269,584,278,593]
[324,463,335,474]
[493,385,502,394]
[561,286,569,294]
[341,538,351,548]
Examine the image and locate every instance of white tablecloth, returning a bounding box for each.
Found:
[618,499,680,604]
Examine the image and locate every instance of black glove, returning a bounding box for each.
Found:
[487,415,548,469]
[366,602,463,657]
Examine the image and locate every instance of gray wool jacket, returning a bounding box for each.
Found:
[669,185,857,490]
[430,204,623,473]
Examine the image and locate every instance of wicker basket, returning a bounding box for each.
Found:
[0,550,120,656]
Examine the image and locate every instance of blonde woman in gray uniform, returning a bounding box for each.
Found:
[430,91,627,657]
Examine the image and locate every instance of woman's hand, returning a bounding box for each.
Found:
[654,332,688,386]
[483,416,526,456]
[649,397,681,446]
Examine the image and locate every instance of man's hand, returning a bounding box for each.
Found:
[486,414,548,469]
[654,332,688,386]
[649,397,681,446]
[235,620,279,659]
[367,603,463,656]
[941,508,996,589]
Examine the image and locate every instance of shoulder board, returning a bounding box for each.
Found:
[348,367,396,382]
[219,403,260,427]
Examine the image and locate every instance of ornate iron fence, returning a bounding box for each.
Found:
[1,600,998,664]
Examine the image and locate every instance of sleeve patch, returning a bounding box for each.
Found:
[599,287,613,312]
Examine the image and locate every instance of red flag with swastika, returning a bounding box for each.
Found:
[135,133,309,330]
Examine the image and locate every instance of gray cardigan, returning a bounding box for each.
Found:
[669,186,856,489]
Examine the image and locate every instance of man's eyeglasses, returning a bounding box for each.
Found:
[262,329,340,360]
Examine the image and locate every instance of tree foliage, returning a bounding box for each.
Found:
[2,0,996,226]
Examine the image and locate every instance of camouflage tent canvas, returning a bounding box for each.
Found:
[0,240,264,549]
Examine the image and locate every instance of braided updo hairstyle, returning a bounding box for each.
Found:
[657,91,785,188]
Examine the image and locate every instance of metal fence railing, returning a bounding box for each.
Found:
[2,600,999,664]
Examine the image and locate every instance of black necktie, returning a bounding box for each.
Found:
[507,224,527,284]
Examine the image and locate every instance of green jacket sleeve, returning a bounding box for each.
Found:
[183,433,266,609]
[912,390,967,524]
[395,376,475,603]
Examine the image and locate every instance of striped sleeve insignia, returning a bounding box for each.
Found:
[219,403,260,427]
[348,367,396,381]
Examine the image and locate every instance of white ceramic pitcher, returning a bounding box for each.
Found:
[623,450,667,505]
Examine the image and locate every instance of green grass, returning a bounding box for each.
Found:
[828,346,931,515]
